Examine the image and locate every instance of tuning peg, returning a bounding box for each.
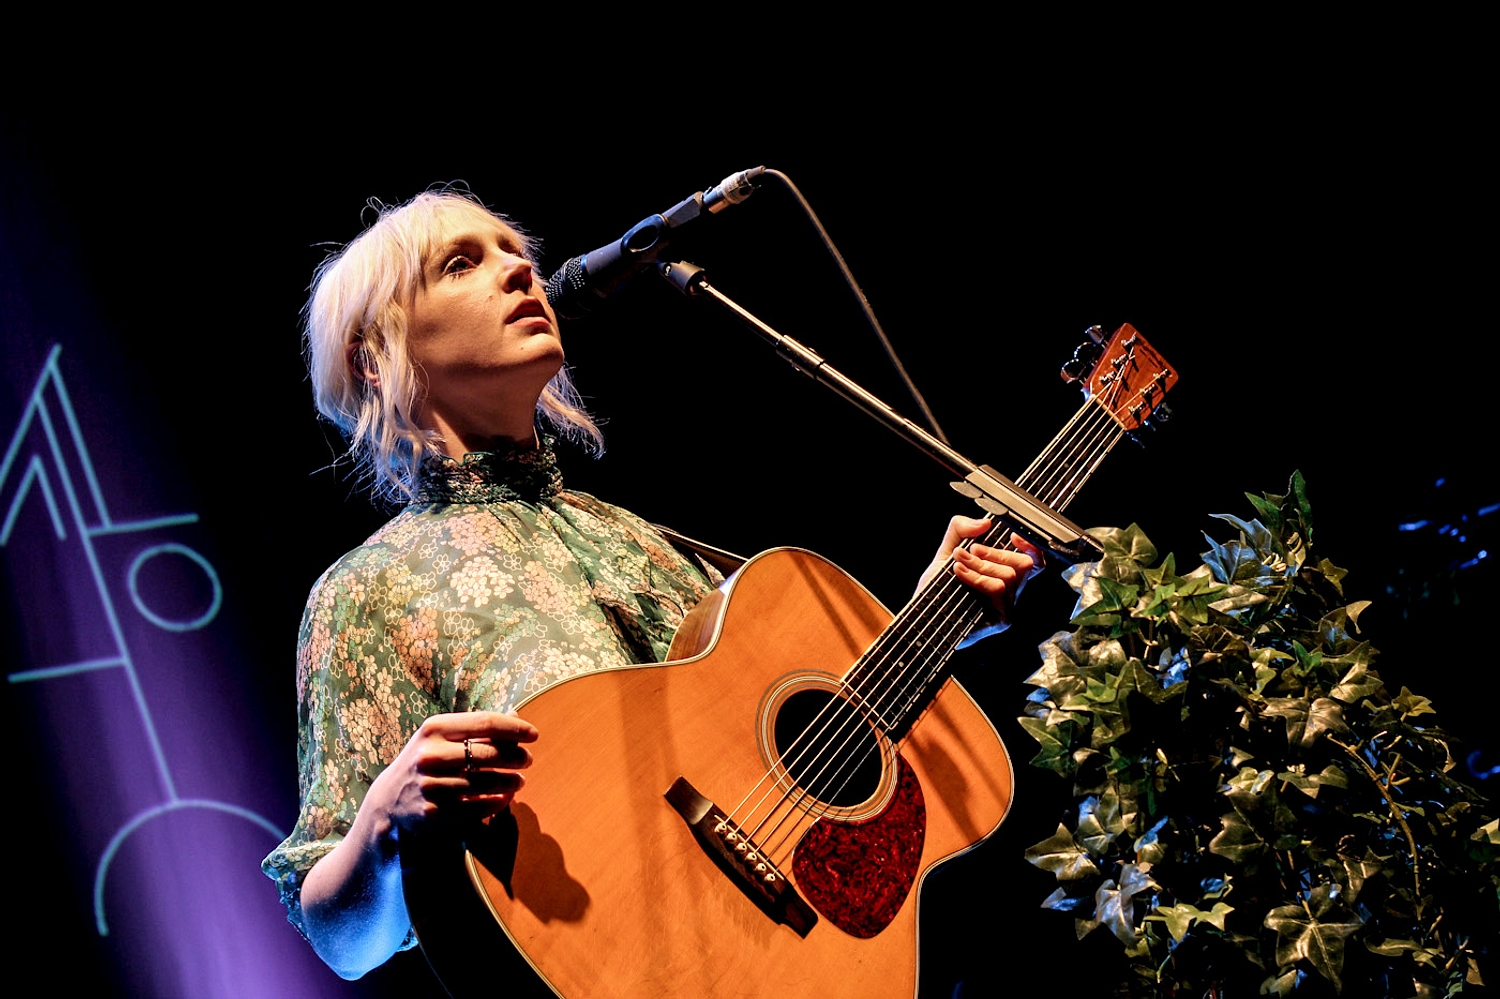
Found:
[1060,327,1106,384]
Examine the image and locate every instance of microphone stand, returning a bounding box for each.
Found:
[656,260,1104,565]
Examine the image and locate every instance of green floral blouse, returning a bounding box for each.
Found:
[261,441,720,946]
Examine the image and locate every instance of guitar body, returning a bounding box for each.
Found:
[416,548,1015,998]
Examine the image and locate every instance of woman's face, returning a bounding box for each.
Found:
[405,207,565,447]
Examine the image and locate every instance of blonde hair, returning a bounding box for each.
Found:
[304,190,601,504]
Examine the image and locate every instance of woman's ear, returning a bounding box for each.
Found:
[347,339,381,389]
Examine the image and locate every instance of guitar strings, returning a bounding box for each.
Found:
[723,347,1148,870]
[720,537,1011,861]
[731,391,1128,869]
[726,520,1006,863]
[745,524,1008,862]
[746,399,1131,870]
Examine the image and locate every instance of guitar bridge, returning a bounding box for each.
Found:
[664,776,817,937]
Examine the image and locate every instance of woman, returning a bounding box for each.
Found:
[262,190,1040,980]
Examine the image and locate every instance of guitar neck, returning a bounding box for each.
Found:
[844,324,1175,740]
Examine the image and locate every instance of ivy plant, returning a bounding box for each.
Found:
[1021,473,1498,996]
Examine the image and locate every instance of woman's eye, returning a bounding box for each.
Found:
[443,254,477,276]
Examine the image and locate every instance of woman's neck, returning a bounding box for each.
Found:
[419,404,539,459]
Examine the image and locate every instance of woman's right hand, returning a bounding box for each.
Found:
[300,711,538,979]
[365,711,539,838]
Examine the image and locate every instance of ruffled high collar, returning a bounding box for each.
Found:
[414,438,563,505]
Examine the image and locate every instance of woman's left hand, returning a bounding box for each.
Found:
[920,516,1045,635]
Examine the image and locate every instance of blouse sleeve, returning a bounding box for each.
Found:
[259,551,423,952]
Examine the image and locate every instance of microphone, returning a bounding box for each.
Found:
[544,166,764,320]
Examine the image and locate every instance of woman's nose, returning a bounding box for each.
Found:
[499,254,534,291]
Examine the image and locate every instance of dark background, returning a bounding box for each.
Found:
[3,53,1491,997]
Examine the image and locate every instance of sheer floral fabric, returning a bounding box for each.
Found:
[261,441,719,944]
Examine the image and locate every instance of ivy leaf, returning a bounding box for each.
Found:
[1216,778,1301,857]
[1139,550,1181,589]
[1062,560,1102,608]
[1087,689,1133,749]
[1188,624,1253,676]
[1289,470,1315,545]
[1019,716,1075,774]
[1393,687,1437,719]
[1134,816,1169,865]
[1250,647,1293,692]
[1155,901,1235,942]
[1330,661,1384,704]
[1134,582,1176,623]
[1166,572,1229,629]
[1200,532,1259,586]
[1306,698,1351,745]
[1264,886,1364,992]
[1277,764,1348,799]
[1364,937,1421,958]
[1071,575,1142,632]
[1316,557,1348,595]
[1025,824,1100,880]
[1243,471,1312,569]
[1317,601,1372,647]
[1244,490,1283,534]
[1209,809,1267,863]
[1024,631,1091,699]
[1038,886,1095,913]
[1094,863,1157,944]
[1211,512,1278,556]
[1077,789,1133,856]
[1260,967,1302,996]
[1086,638,1129,674]
[1226,767,1275,794]
[1289,640,1323,679]
[1207,582,1270,620]
[1262,698,1311,751]
[1115,657,1169,705]
[1158,647,1192,690]
[1090,524,1158,579]
[1341,847,1393,902]
[1262,697,1349,751]
[1316,763,1349,789]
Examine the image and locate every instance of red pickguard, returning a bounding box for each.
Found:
[794,754,926,938]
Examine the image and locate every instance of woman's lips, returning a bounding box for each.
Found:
[507,297,551,325]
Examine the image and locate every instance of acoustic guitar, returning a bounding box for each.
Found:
[405,324,1177,998]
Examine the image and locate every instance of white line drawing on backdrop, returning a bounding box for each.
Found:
[2,343,284,934]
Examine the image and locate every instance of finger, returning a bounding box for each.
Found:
[459,769,527,796]
[456,790,523,821]
[417,711,539,743]
[919,516,993,593]
[419,769,527,800]
[952,560,1015,618]
[459,739,534,771]
[416,773,526,822]
[481,712,539,743]
[1008,536,1047,578]
[960,545,1031,576]
[936,516,992,558]
[953,560,1011,591]
[966,542,1044,584]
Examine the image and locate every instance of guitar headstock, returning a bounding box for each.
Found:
[1061,323,1178,431]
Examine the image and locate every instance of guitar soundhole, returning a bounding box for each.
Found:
[773,690,883,809]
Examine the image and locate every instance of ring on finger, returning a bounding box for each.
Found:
[464,737,475,774]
